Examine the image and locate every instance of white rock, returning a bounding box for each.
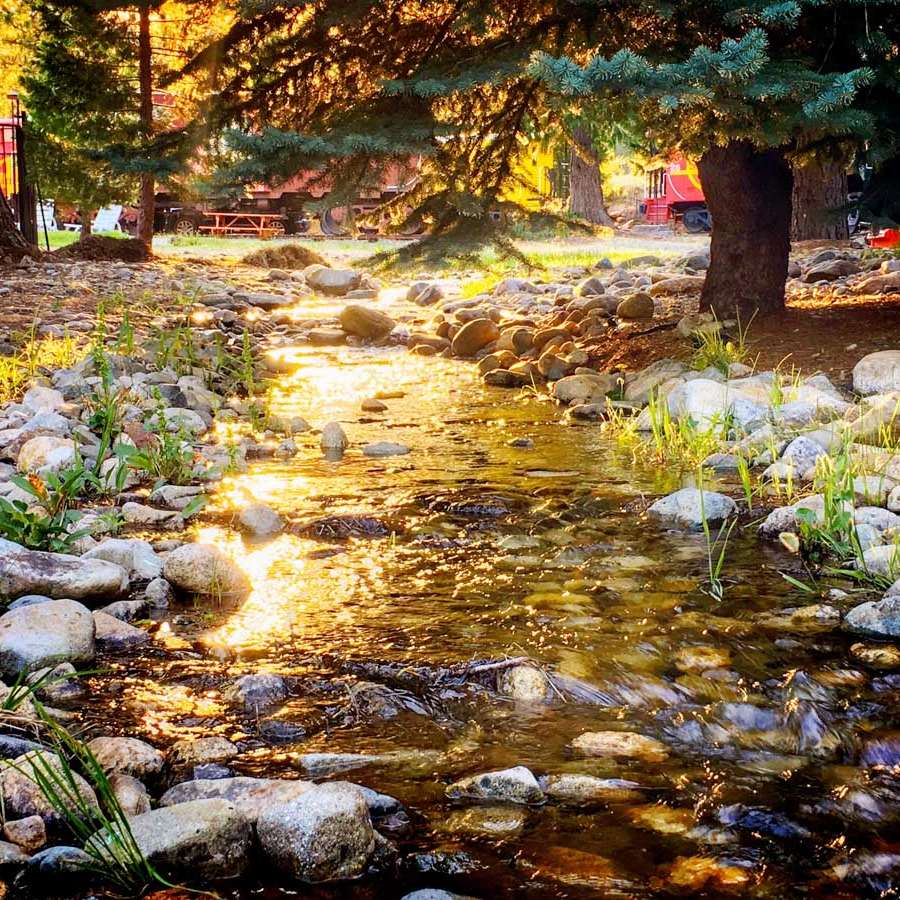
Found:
[16,436,75,475]
[22,387,65,414]
[648,489,737,530]
[853,350,900,395]
[82,539,163,580]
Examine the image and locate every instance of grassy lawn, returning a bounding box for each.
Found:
[43,230,129,250]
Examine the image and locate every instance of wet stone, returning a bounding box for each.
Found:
[539,774,644,805]
[446,766,544,804]
[442,805,527,837]
[570,731,669,762]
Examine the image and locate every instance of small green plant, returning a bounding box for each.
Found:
[153,322,198,374]
[697,468,737,601]
[690,314,754,375]
[735,453,755,511]
[0,469,92,552]
[116,399,196,488]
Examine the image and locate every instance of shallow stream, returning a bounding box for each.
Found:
[87,291,900,898]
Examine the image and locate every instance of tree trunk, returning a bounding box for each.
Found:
[79,211,93,240]
[0,191,31,257]
[136,6,155,247]
[568,126,614,226]
[699,141,793,319]
[791,157,848,241]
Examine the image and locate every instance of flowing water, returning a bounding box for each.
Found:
[87,291,900,898]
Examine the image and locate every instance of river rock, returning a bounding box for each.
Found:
[853,350,900,395]
[616,292,654,319]
[539,774,644,804]
[22,386,65,414]
[16,435,75,475]
[362,441,410,457]
[82,538,163,580]
[86,736,164,780]
[446,766,543,804]
[451,319,500,357]
[306,267,361,296]
[857,545,900,579]
[161,776,312,823]
[496,665,550,701]
[257,782,376,882]
[648,488,737,530]
[160,407,207,435]
[844,596,900,637]
[0,539,128,600]
[0,599,95,676]
[167,736,239,771]
[109,773,151,816]
[624,359,688,404]
[223,673,289,711]
[121,501,183,529]
[236,503,283,537]
[339,305,395,339]
[0,750,98,825]
[163,543,251,601]
[27,845,94,883]
[571,731,669,761]
[648,275,705,296]
[320,421,348,451]
[2,814,46,852]
[91,799,252,880]
[674,645,732,673]
[551,373,617,404]
[92,611,149,650]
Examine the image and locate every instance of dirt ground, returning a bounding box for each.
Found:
[587,292,900,388]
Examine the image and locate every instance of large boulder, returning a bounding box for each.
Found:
[338,305,395,340]
[305,267,361,296]
[162,543,250,601]
[90,799,252,880]
[667,379,765,432]
[160,777,312,823]
[844,596,900,638]
[0,751,98,826]
[451,319,500,357]
[0,599,95,676]
[648,488,737,530]
[853,350,900,396]
[257,782,376,883]
[0,539,128,601]
[82,539,163,581]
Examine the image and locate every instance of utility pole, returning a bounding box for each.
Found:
[136,5,154,247]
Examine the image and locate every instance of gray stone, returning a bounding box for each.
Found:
[0,538,128,601]
[0,750,98,825]
[616,292,654,319]
[0,599,95,676]
[92,611,149,650]
[362,441,410,457]
[236,503,283,537]
[305,267,362,296]
[82,538,163,580]
[121,502,184,529]
[648,488,737,530]
[160,776,312,823]
[845,596,900,637]
[162,543,251,601]
[17,435,75,475]
[257,782,376,882]
[90,799,252,880]
[446,766,543,804]
[87,737,164,780]
[539,774,644,804]
[320,421,348,451]
[223,673,289,711]
[857,545,900,579]
[853,350,900,395]
[109,773,151,816]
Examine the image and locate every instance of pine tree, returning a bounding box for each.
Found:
[21,0,192,245]
[184,1,899,313]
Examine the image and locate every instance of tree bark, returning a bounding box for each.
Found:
[136,5,155,247]
[79,210,94,240]
[791,157,848,241]
[568,126,614,226]
[699,141,793,319]
[0,191,30,257]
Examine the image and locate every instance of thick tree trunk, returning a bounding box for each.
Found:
[0,192,30,257]
[568,126,614,226]
[699,141,793,319]
[791,158,848,241]
[79,211,94,240]
[136,6,155,247]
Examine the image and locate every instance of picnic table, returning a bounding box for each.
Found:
[198,211,285,239]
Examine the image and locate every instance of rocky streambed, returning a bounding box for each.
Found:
[0,245,898,897]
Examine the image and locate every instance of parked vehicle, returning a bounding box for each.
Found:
[641,155,710,232]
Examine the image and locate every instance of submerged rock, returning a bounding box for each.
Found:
[257,782,376,882]
[496,665,550,702]
[236,503,284,537]
[446,766,543,804]
[539,774,644,804]
[570,731,669,762]
[223,673,289,711]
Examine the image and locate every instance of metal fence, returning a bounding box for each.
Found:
[0,95,36,244]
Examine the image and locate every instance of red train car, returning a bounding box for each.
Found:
[642,155,710,232]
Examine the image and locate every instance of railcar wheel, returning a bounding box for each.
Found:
[175,217,197,235]
[321,206,351,237]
